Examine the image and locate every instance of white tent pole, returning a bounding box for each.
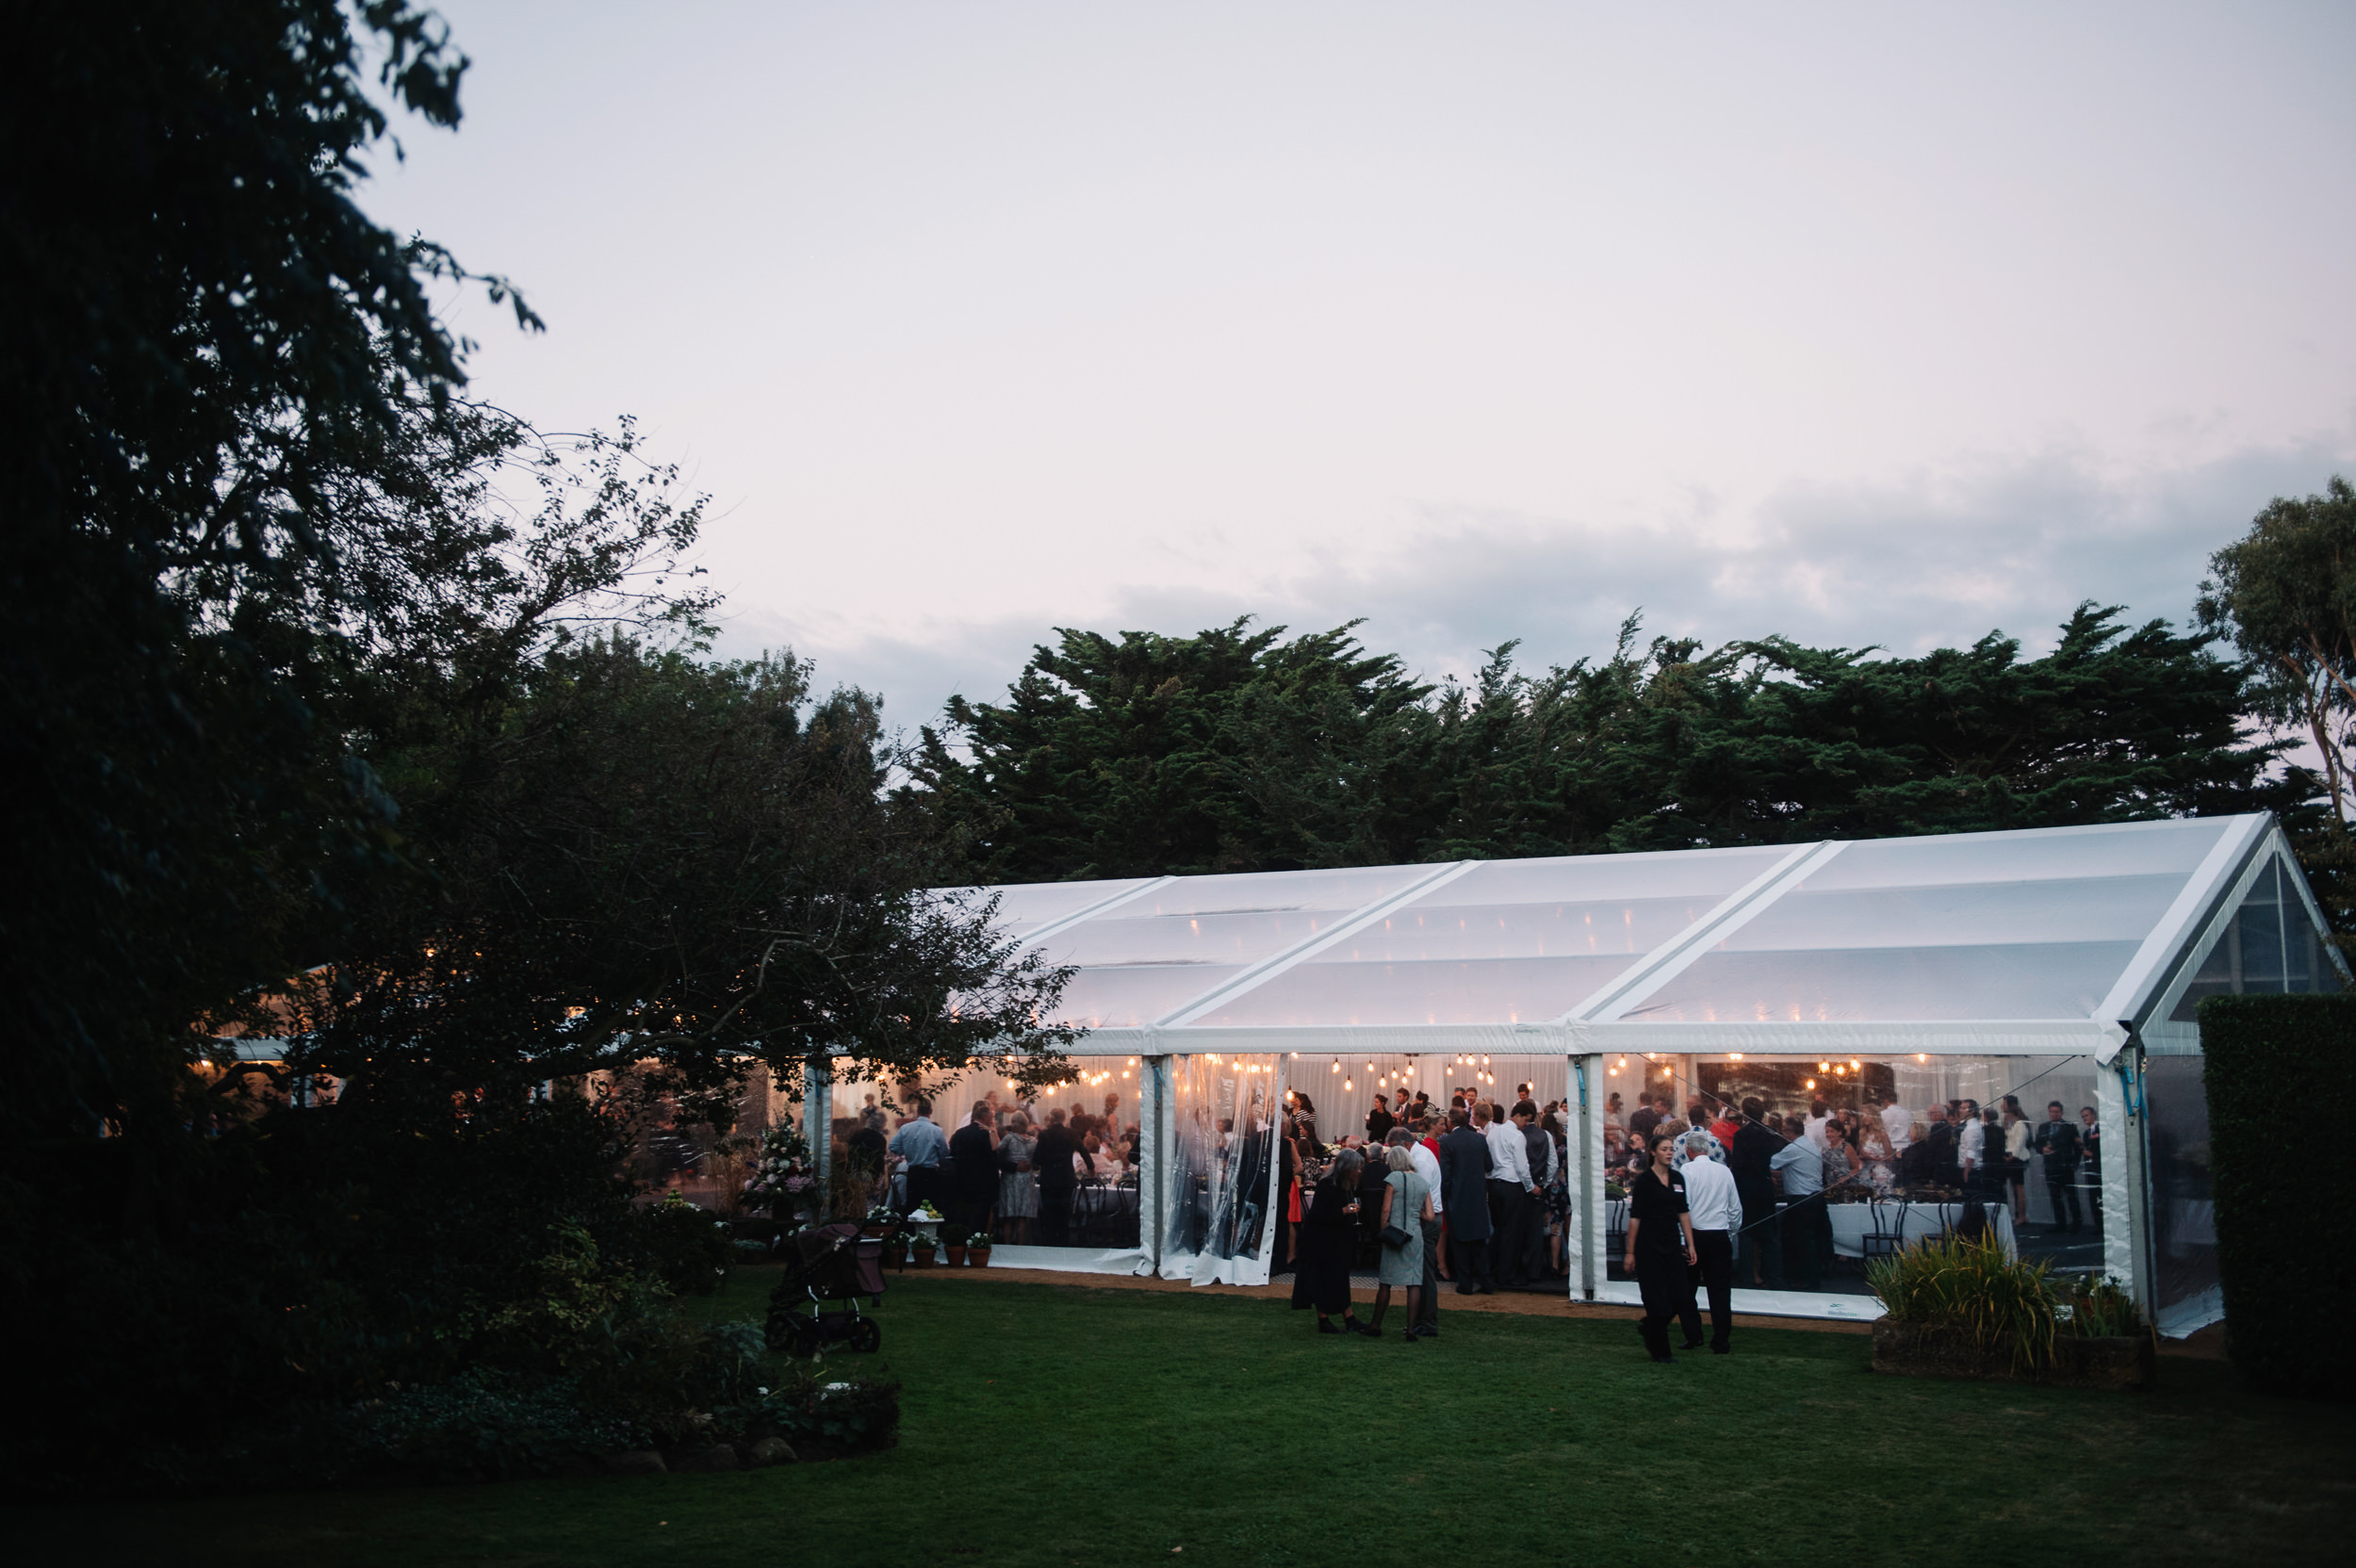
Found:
[2097,1048,2142,1301]
[1573,1053,1602,1300]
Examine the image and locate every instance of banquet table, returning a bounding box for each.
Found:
[1826,1199,2016,1259]
[1603,1196,2015,1260]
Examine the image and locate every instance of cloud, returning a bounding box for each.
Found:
[715,433,2356,728]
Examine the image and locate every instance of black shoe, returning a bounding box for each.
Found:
[1413,1326,1438,1338]
[1476,1285,1495,1295]
[1680,1340,1705,1351]
[1316,1317,1341,1334]
[1649,1353,1676,1364]
[1710,1345,1730,1355]
[1455,1283,1477,1295]
[1400,1329,1419,1343]
[1358,1322,1385,1338]
[1341,1316,1366,1335]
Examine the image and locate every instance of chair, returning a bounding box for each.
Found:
[1859,1200,1909,1261]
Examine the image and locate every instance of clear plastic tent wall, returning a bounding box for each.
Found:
[920,813,2343,1329]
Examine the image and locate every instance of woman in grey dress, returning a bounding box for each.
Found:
[1363,1144,1433,1341]
[997,1117,1038,1244]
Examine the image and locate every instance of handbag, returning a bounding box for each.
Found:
[1379,1177,1412,1249]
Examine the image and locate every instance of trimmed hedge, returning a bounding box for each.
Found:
[2200,994,2356,1400]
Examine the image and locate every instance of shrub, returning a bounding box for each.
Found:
[337,1370,651,1484]
[711,1370,901,1457]
[1868,1233,2057,1373]
[624,1193,736,1296]
[2200,993,2356,1400]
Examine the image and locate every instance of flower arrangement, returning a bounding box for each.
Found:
[740,1123,818,1213]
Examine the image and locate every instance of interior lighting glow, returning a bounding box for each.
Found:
[1805,1078,1817,1090]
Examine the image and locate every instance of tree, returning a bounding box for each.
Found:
[2,1,536,1140]
[2199,475,2356,935]
[910,606,2302,881]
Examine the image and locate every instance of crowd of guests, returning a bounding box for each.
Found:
[828,1089,1143,1247]
[1283,1085,1576,1341]
[1602,1085,2103,1314]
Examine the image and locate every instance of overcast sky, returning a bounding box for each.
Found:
[367,1,2356,729]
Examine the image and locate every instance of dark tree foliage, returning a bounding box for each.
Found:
[1,0,535,1142]
[2200,477,2356,939]
[912,605,2307,883]
[289,637,1076,1133]
[913,619,1434,879]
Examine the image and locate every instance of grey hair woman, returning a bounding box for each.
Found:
[1298,1147,1368,1335]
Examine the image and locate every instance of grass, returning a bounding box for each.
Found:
[7,1267,2349,1567]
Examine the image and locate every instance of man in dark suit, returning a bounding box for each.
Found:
[1436,1109,1494,1294]
[1031,1107,1084,1246]
[945,1102,1000,1242]
[2035,1101,2084,1232]
[1728,1098,1783,1288]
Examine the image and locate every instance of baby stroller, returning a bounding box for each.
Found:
[764,1222,886,1357]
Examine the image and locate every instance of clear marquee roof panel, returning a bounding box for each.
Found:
[947,814,2340,1036]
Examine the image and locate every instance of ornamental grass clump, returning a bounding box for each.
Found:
[1867,1233,2059,1374]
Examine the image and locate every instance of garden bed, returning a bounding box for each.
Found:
[1871,1319,2155,1390]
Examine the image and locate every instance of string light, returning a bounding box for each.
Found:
[1805,1078,1817,1090]
[1727,1054,1743,1062]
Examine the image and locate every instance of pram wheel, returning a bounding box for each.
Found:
[850,1317,882,1353]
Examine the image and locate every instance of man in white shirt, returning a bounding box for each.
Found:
[1680,1130,1742,1354]
[1878,1095,1913,1152]
[1482,1103,1538,1288]
[1956,1098,1985,1186]
[1803,1099,1831,1148]
[1398,1125,1444,1336]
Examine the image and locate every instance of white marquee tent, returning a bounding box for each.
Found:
[809,812,2340,1332]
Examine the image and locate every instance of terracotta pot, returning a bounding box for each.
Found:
[911,1246,937,1269]
[858,1223,885,1238]
[943,1245,968,1267]
[970,1247,992,1268]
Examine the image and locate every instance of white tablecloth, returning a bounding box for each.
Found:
[1605,1197,2015,1260]
[1827,1200,2016,1259]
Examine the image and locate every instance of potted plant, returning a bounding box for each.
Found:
[1866,1233,2154,1390]
[860,1202,896,1239]
[940,1220,970,1267]
[968,1229,994,1267]
[909,1228,939,1268]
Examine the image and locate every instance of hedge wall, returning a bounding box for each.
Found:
[2199,994,2356,1400]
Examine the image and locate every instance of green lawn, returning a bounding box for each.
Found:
[8,1268,2348,1567]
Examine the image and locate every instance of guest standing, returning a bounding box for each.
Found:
[1729,1098,1784,1289]
[1483,1102,1538,1287]
[1623,1135,1699,1362]
[1366,1143,1433,1340]
[1679,1130,1741,1354]
[996,1116,1038,1244]
[1436,1110,1494,1293]
[1299,1149,1370,1335]
[2035,1102,2083,1233]
[1400,1125,1445,1335]
[945,1102,1000,1240]
[1771,1122,1831,1290]
[887,1099,949,1217]
[1031,1107,1083,1246]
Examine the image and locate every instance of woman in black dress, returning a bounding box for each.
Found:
[1293,1147,1369,1335]
[1621,1133,1699,1363]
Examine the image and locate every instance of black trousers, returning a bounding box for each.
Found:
[1781,1197,1832,1290]
[1039,1184,1074,1246]
[1487,1180,1530,1283]
[1635,1249,1699,1358]
[1415,1216,1442,1330]
[1691,1230,1733,1349]
[904,1165,945,1217]
[1736,1179,1783,1288]
[1449,1233,1491,1290]
[2046,1162,2082,1230]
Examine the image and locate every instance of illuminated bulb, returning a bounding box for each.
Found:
[1819,1063,1829,1072]
[1806,1078,1817,1090]
[1850,1060,1860,1070]
[1344,1078,1353,1092]
[1331,1061,1339,1073]
[1728,1054,1743,1062]
[1917,1054,1927,1063]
